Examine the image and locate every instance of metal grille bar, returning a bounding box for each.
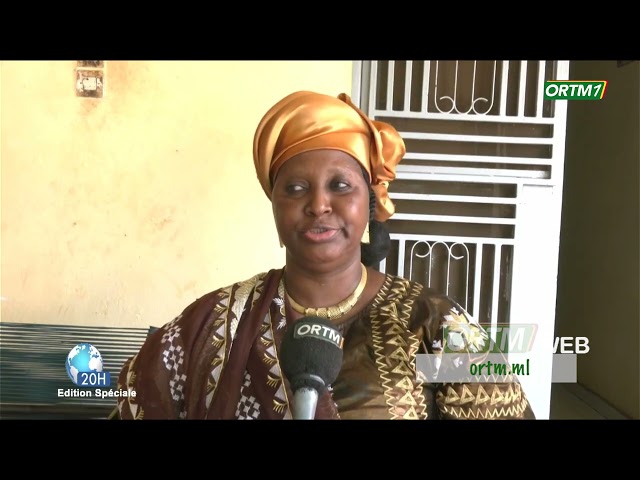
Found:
[380,235,512,327]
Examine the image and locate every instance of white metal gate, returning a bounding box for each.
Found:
[353,60,570,419]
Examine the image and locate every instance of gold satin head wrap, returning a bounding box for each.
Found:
[253,91,406,222]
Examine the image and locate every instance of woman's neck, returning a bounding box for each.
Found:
[283,258,364,309]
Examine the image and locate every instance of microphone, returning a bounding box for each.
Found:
[280,316,344,420]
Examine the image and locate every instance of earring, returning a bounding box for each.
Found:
[361,222,370,244]
[279,237,284,248]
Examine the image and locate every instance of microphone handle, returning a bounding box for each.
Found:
[292,387,319,420]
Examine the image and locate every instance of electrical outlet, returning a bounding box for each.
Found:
[75,69,104,98]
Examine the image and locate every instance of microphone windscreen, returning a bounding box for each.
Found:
[280,316,344,393]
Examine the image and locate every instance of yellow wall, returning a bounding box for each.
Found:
[556,60,639,418]
[1,61,353,328]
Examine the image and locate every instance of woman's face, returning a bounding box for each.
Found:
[271,149,369,269]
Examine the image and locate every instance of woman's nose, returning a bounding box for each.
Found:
[305,188,332,217]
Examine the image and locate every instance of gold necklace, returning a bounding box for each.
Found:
[285,264,368,321]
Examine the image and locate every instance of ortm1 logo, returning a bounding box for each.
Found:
[544,80,608,100]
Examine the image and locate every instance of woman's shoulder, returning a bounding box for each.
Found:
[383,273,465,310]
[382,273,477,327]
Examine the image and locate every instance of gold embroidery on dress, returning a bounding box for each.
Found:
[267,374,280,388]
[276,281,287,317]
[206,287,231,404]
[231,274,263,337]
[208,273,265,408]
[475,385,490,405]
[444,386,460,404]
[460,385,476,405]
[395,377,414,390]
[261,288,292,417]
[386,335,408,347]
[389,347,411,362]
[370,276,428,419]
[119,354,144,420]
[273,399,287,414]
[513,384,522,402]
[490,385,505,405]
[370,285,395,415]
[503,384,515,403]
[206,358,224,405]
[398,391,417,406]
[212,317,226,327]
[262,354,277,365]
[391,362,414,376]
[213,304,227,315]
[440,397,530,419]
[385,323,406,336]
[438,381,529,419]
[379,302,398,318]
[402,406,419,420]
[126,372,136,390]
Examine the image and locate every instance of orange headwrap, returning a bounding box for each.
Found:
[253,91,406,222]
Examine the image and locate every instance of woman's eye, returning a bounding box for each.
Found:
[332,181,350,190]
[286,184,305,194]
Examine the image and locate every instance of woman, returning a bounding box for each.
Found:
[116,91,535,420]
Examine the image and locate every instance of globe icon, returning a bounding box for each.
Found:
[66,343,104,386]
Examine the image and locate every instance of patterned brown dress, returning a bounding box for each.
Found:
[116,268,535,420]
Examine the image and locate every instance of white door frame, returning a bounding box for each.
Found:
[352,60,570,419]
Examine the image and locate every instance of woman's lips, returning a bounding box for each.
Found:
[301,228,339,242]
